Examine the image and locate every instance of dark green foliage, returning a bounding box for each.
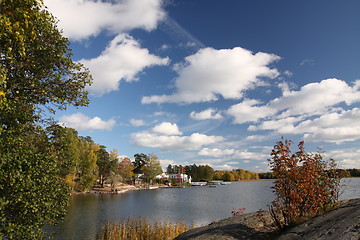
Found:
[178,164,214,181]
[132,153,149,174]
[0,126,68,239]
[0,0,92,238]
[258,172,276,179]
[96,146,115,187]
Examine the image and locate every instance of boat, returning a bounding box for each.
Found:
[221,182,231,185]
[191,182,207,186]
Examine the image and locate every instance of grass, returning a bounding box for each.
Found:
[96,217,192,240]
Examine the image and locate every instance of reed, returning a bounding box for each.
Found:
[96,217,191,240]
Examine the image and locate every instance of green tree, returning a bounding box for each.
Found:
[142,153,162,184]
[166,164,175,174]
[47,124,80,179]
[0,0,91,238]
[132,153,149,174]
[77,137,97,190]
[0,126,69,239]
[96,146,113,187]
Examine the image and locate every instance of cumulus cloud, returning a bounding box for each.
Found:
[131,122,223,151]
[327,149,360,169]
[270,78,360,117]
[142,47,280,104]
[190,108,223,120]
[301,108,360,143]
[198,148,235,157]
[228,78,360,125]
[79,34,169,96]
[152,122,182,135]
[59,113,116,131]
[130,119,147,127]
[249,108,360,144]
[227,99,276,124]
[45,0,165,41]
[198,147,268,160]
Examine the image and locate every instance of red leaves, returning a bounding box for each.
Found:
[269,139,342,228]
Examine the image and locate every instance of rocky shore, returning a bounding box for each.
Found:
[175,198,360,240]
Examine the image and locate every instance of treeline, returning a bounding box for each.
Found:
[167,164,214,181]
[166,164,259,181]
[214,169,259,181]
[258,168,360,179]
[47,124,163,191]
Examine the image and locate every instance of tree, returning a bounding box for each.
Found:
[0,0,92,238]
[0,126,69,239]
[142,153,162,184]
[269,139,343,229]
[77,137,97,190]
[96,146,113,187]
[132,153,149,174]
[118,157,134,182]
[47,125,80,179]
[166,164,175,174]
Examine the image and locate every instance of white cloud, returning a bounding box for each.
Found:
[270,78,360,117]
[326,149,360,169]
[227,99,276,124]
[190,108,223,120]
[45,0,165,41]
[198,147,268,161]
[131,130,224,152]
[228,78,360,125]
[249,108,360,144]
[248,116,304,133]
[142,47,280,104]
[301,108,360,143]
[198,148,235,157]
[152,122,182,135]
[59,113,115,131]
[79,34,169,96]
[130,119,147,127]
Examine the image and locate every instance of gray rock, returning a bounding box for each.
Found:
[276,198,360,240]
[175,199,360,240]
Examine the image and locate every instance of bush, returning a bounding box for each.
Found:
[269,139,343,229]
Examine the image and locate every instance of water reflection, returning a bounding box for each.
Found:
[49,178,359,240]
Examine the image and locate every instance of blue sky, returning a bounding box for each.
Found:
[45,0,360,172]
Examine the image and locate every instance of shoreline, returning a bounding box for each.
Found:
[175,198,360,240]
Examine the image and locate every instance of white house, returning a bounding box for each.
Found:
[156,173,192,183]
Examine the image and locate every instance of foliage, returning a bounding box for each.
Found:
[118,157,134,182]
[183,164,214,181]
[0,126,69,239]
[0,0,91,122]
[96,146,116,187]
[0,0,92,238]
[132,153,149,174]
[258,172,276,179]
[96,218,191,240]
[77,137,98,190]
[213,169,259,181]
[269,139,344,229]
[142,153,162,183]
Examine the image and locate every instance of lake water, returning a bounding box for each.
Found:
[49,178,360,240]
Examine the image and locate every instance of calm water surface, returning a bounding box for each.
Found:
[50,178,359,240]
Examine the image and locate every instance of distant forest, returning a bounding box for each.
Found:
[258,168,360,179]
